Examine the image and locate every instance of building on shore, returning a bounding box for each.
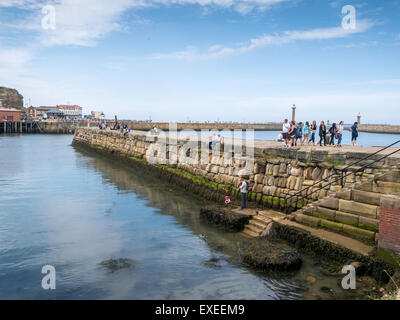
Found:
[27,106,37,119]
[46,107,65,119]
[57,105,82,120]
[36,106,55,119]
[0,107,21,121]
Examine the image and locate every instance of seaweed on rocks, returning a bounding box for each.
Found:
[238,238,302,273]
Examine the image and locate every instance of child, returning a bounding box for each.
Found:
[225,196,231,207]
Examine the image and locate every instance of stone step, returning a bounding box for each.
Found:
[258,210,287,221]
[278,217,374,257]
[338,199,378,219]
[249,219,268,229]
[374,181,400,194]
[309,206,379,233]
[294,213,376,243]
[240,228,259,238]
[244,224,263,235]
[252,215,272,225]
[351,189,381,206]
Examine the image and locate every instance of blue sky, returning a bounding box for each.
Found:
[0,0,399,123]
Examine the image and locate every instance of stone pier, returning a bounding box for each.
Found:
[73,128,400,268]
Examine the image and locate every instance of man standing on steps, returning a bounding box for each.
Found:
[238,178,247,210]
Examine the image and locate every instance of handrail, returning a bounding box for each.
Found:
[284,140,400,213]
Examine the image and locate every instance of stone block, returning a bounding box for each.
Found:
[342,224,375,241]
[374,181,400,194]
[315,206,336,220]
[304,167,313,180]
[311,167,322,181]
[336,189,351,200]
[254,174,264,184]
[287,176,297,190]
[320,219,344,233]
[295,213,321,227]
[290,167,303,176]
[319,197,339,210]
[352,189,381,206]
[335,211,359,226]
[294,177,303,191]
[358,216,379,232]
[338,199,378,218]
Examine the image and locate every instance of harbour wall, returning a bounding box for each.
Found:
[72,128,400,210]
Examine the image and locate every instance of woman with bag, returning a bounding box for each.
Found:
[318,121,327,146]
[328,123,337,146]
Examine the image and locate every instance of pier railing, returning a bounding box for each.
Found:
[284,140,400,213]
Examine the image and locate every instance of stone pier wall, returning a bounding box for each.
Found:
[73,128,400,210]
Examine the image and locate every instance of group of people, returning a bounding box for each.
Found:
[208,133,224,150]
[280,119,359,147]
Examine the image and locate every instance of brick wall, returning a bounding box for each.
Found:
[379,194,400,254]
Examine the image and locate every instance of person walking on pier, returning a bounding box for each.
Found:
[351,122,359,146]
[319,121,327,146]
[337,121,344,147]
[288,121,297,147]
[282,119,290,147]
[238,178,247,210]
[310,120,317,145]
[295,122,303,146]
[302,121,310,145]
[328,123,337,146]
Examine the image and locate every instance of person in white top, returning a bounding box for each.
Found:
[282,119,291,147]
[238,178,247,210]
[337,121,344,147]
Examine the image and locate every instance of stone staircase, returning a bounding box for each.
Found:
[238,171,400,259]
[240,210,285,238]
[238,208,375,257]
[290,170,400,244]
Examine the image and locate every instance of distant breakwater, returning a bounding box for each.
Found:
[10,120,400,135]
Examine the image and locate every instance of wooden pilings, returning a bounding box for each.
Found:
[0,121,41,134]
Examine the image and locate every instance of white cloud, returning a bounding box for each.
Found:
[1,0,290,47]
[153,20,375,60]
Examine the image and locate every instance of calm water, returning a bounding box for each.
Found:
[0,135,374,300]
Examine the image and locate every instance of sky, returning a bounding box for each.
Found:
[0,0,399,123]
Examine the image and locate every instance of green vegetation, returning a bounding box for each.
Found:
[358,223,379,233]
[378,248,400,265]
[323,156,345,166]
